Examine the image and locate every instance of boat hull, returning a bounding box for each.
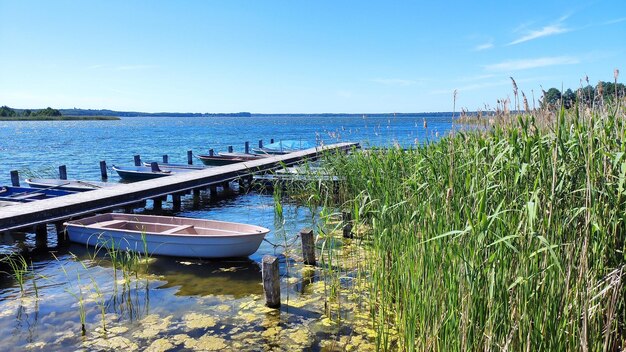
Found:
[112,165,174,181]
[0,186,76,202]
[64,213,269,258]
[25,178,111,192]
[196,154,263,166]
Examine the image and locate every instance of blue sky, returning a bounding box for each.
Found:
[0,1,624,113]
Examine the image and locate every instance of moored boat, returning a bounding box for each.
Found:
[252,140,316,155]
[64,213,270,258]
[25,178,114,192]
[0,186,76,202]
[111,164,194,181]
[142,162,206,170]
[196,153,265,166]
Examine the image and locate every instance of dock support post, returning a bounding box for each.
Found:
[187,150,193,165]
[222,181,230,190]
[245,141,250,154]
[271,138,274,143]
[10,170,20,187]
[227,145,233,153]
[262,255,281,308]
[300,228,316,265]
[172,193,182,211]
[163,155,169,163]
[59,165,67,180]
[150,162,160,172]
[35,224,48,249]
[209,149,214,157]
[192,189,201,206]
[55,222,66,243]
[100,161,108,180]
[259,140,263,148]
[210,184,218,195]
[342,211,353,238]
[134,155,141,166]
[153,198,163,212]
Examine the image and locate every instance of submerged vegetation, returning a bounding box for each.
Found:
[312,79,626,350]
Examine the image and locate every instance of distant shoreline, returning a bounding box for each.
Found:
[55,108,475,118]
[0,116,121,121]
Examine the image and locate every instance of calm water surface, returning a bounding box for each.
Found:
[0,114,454,350]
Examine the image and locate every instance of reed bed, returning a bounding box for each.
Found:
[319,100,625,350]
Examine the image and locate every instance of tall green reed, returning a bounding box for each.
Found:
[316,99,625,350]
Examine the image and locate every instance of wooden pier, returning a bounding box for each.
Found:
[0,142,357,232]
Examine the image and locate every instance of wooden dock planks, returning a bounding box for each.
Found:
[0,142,358,231]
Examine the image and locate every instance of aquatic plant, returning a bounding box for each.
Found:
[0,254,29,294]
[309,83,626,350]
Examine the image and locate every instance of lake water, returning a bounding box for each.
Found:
[0,114,454,350]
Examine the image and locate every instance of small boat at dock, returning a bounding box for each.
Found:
[196,153,266,166]
[0,186,76,203]
[112,164,194,181]
[64,213,270,258]
[25,178,114,192]
[252,140,316,155]
[142,162,206,170]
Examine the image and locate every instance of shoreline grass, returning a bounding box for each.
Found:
[0,116,120,121]
[310,99,626,350]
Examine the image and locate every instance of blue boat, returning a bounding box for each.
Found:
[0,186,76,203]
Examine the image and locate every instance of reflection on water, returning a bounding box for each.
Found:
[150,257,262,297]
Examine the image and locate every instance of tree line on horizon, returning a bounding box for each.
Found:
[0,106,62,117]
[541,80,625,109]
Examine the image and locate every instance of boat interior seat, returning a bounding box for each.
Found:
[98,219,129,229]
[161,224,196,234]
[11,193,45,200]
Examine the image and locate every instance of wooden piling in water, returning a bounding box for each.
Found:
[153,197,163,211]
[10,170,19,187]
[172,193,182,211]
[262,255,281,308]
[245,141,250,154]
[228,145,233,153]
[259,140,263,148]
[34,224,47,248]
[163,154,169,163]
[59,165,67,180]
[209,149,214,156]
[100,161,108,180]
[187,150,193,165]
[271,138,274,143]
[342,211,353,238]
[210,184,218,195]
[300,228,316,265]
[134,155,141,166]
[55,222,66,243]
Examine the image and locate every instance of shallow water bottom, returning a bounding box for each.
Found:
[0,189,376,351]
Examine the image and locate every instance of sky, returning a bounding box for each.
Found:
[0,1,624,114]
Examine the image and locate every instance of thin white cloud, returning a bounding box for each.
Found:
[484,56,580,72]
[508,24,570,45]
[370,78,416,86]
[602,17,626,25]
[474,42,494,51]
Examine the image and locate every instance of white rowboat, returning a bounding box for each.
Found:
[64,213,270,258]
